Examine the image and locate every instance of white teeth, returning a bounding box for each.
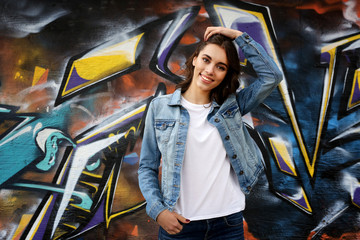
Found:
[201,74,213,81]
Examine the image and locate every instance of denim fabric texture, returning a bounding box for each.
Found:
[138,32,283,221]
[158,211,244,240]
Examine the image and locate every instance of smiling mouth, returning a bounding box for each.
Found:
[200,74,213,83]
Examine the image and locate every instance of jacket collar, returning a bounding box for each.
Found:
[168,88,220,108]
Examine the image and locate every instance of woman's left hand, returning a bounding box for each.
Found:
[204,26,243,41]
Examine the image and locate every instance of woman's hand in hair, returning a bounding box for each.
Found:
[204,26,243,41]
[156,209,190,235]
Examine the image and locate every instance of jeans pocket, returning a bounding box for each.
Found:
[223,211,243,227]
[159,226,183,239]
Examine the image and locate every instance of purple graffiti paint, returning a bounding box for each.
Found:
[32,193,60,239]
[281,192,307,209]
[320,52,331,64]
[65,66,91,92]
[157,13,194,73]
[353,186,360,207]
[275,150,294,174]
[82,198,106,232]
[231,21,272,62]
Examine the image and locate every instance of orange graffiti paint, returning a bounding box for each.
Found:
[199,5,207,14]
[168,61,181,73]
[307,231,316,240]
[307,231,360,239]
[32,66,49,86]
[296,1,342,14]
[69,119,91,138]
[296,0,360,27]
[243,220,260,240]
[252,117,280,127]
[180,33,198,45]
[130,225,139,236]
[23,88,53,112]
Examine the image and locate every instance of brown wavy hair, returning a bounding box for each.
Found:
[176,34,240,104]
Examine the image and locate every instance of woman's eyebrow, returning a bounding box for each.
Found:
[202,54,228,68]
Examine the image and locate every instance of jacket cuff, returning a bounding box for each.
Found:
[234,32,253,48]
[148,201,168,221]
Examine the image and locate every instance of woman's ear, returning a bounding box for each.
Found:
[192,56,197,67]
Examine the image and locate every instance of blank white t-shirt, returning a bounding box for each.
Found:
[173,96,245,220]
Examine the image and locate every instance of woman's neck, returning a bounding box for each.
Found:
[182,86,211,105]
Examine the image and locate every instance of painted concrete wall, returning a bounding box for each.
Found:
[0,0,359,239]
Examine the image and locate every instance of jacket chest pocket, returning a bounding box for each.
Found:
[221,105,243,130]
[154,120,176,144]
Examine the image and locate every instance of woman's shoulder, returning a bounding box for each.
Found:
[151,92,172,103]
[147,90,181,119]
[152,88,181,104]
[149,91,176,109]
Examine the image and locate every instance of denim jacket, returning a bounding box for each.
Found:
[138,32,283,221]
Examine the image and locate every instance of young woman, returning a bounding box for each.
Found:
[138,27,282,239]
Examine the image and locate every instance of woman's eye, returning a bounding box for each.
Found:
[217,65,226,71]
[202,58,209,63]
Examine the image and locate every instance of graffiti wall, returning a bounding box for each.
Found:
[0,0,359,239]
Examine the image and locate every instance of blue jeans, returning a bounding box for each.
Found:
[158,211,244,240]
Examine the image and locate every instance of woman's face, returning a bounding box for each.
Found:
[190,43,228,95]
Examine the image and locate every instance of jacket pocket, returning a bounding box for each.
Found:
[221,105,243,130]
[154,120,176,144]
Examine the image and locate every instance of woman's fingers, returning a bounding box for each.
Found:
[157,210,185,234]
[174,212,191,224]
[204,26,218,41]
[204,26,243,41]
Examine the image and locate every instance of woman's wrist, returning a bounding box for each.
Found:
[233,31,243,39]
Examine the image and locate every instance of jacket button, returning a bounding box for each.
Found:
[232,155,237,159]
[215,118,220,123]
[239,170,244,175]
[245,35,250,39]
[225,136,230,140]
[226,110,232,115]
[247,186,251,191]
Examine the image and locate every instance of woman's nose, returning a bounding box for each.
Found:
[205,64,215,75]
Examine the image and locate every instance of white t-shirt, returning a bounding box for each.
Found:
[173,96,245,220]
